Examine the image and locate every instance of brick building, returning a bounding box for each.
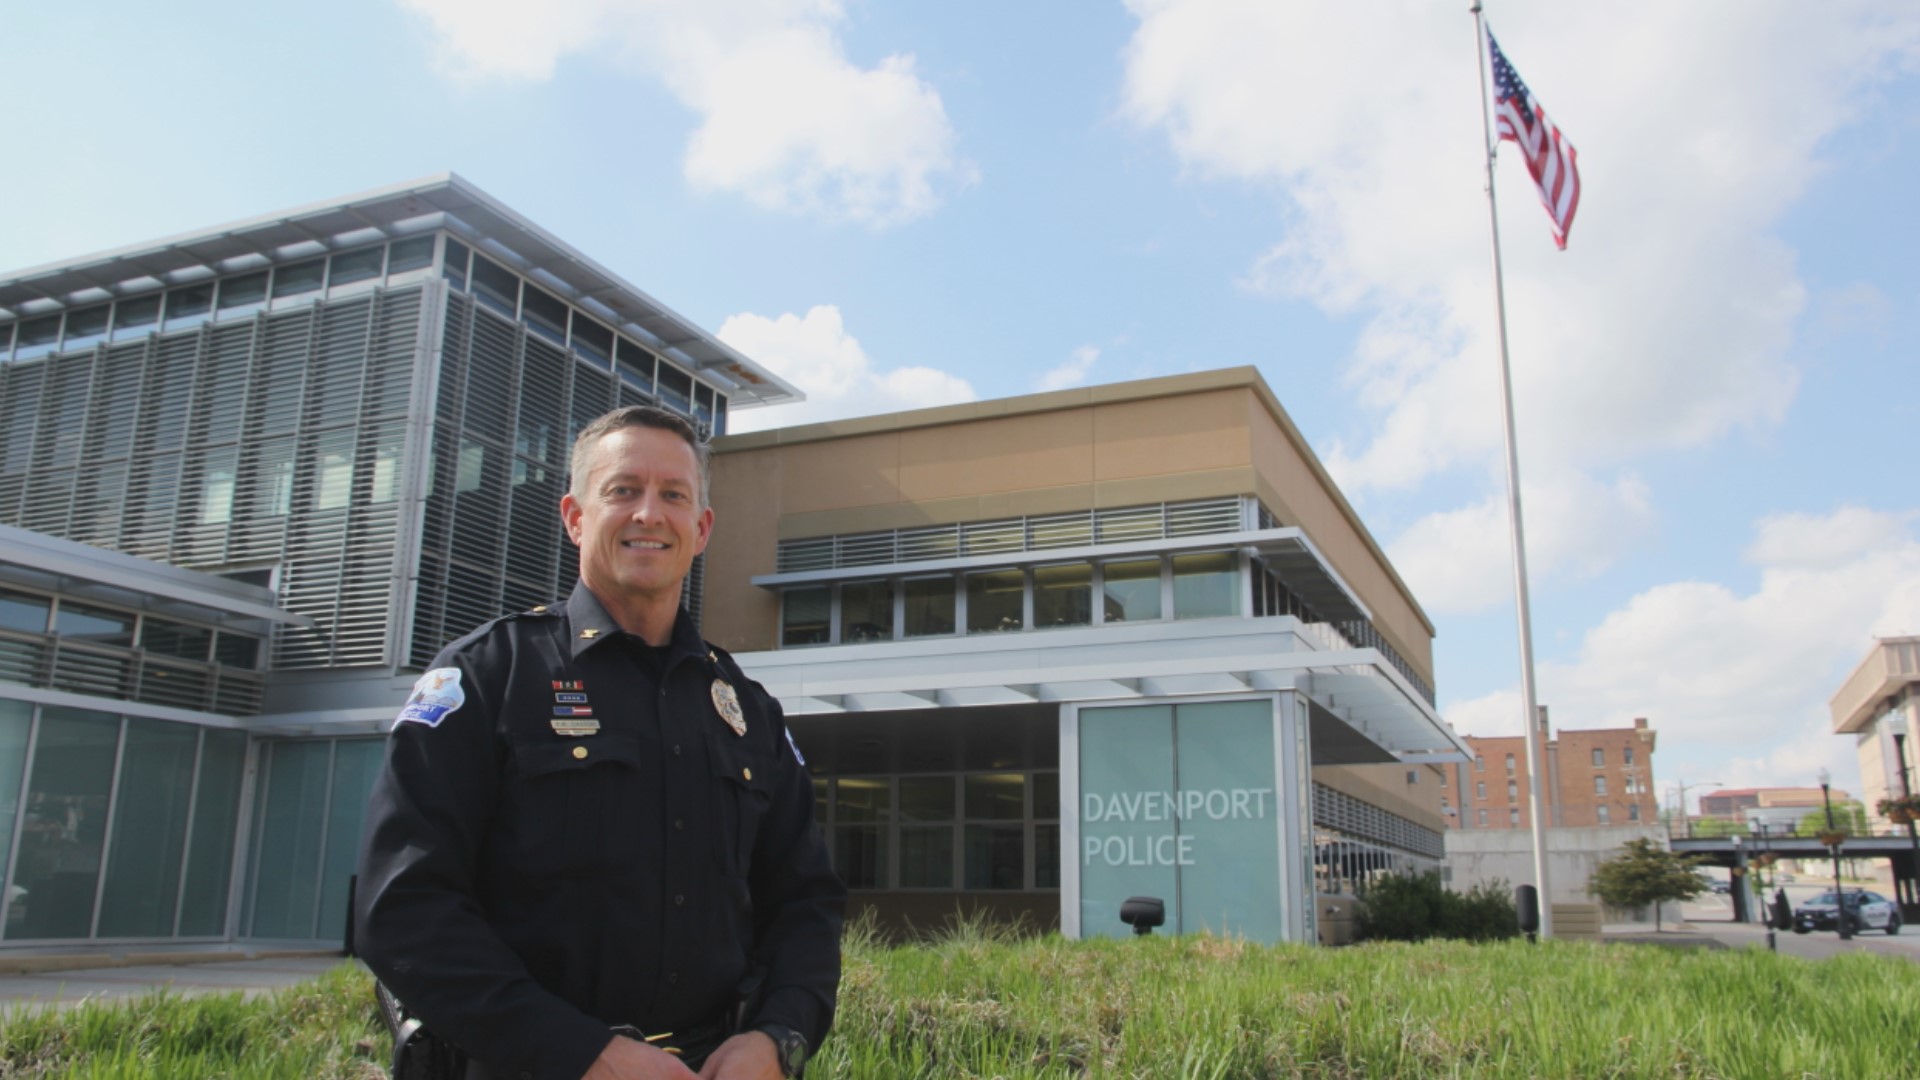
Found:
[1441,715,1658,830]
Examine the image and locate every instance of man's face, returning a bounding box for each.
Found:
[561,425,713,612]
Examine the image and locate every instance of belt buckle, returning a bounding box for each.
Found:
[610,1023,681,1057]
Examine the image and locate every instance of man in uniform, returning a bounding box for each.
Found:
[356,405,844,1080]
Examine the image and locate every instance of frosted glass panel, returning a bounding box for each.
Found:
[7,708,119,940]
[1076,705,1177,938]
[96,718,197,937]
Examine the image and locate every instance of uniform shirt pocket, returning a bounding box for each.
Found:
[708,739,772,877]
[508,732,645,875]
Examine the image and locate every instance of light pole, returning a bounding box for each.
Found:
[1668,779,1722,840]
[1818,767,1852,941]
[1894,732,1919,917]
[1753,820,1777,952]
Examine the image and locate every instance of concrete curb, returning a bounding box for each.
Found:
[0,949,341,976]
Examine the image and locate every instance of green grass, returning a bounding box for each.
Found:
[4,927,1917,1079]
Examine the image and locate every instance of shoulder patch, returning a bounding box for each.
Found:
[396,668,465,728]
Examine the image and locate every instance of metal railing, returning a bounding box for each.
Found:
[0,629,263,715]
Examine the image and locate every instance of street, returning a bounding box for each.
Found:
[1656,884,1920,961]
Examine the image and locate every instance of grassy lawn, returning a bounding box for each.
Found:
[3,927,1916,1078]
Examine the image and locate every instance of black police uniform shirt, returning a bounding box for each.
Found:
[355,580,845,1080]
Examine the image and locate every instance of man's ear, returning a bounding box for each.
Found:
[559,492,582,544]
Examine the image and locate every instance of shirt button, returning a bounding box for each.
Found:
[675,894,685,906]
[674,818,684,830]
[572,746,588,760]
[667,972,680,984]
[673,744,682,756]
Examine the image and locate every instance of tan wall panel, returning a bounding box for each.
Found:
[896,409,1096,502]
[705,449,787,652]
[1091,391,1252,482]
[766,430,905,516]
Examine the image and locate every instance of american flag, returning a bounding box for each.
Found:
[1488,28,1580,250]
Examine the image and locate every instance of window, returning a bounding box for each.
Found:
[570,314,613,365]
[966,569,1024,633]
[63,305,111,351]
[1171,551,1236,619]
[903,576,955,637]
[0,589,50,633]
[142,619,212,661]
[964,773,1026,889]
[214,633,260,669]
[1597,805,1612,824]
[1591,748,1605,767]
[216,271,268,317]
[831,779,889,890]
[615,341,654,394]
[1439,770,1447,788]
[441,237,471,290]
[1505,753,1515,773]
[898,776,955,888]
[14,314,60,359]
[1406,770,1418,785]
[521,285,569,346]
[1627,804,1639,822]
[55,602,134,646]
[657,363,694,415]
[388,236,435,275]
[1477,809,1487,826]
[1624,746,1635,766]
[1476,782,1486,800]
[163,284,214,330]
[1594,776,1607,795]
[1101,559,1161,622]
[111,295,161,339]
[1474,754,1485,772]
[1032,563,1091,628]
[271,259,325,299]
[839,581,892,643]
[328,246,385,287]
[781,586,831,646]
[1506,781,1517,799]
[470,255,519,318]
[1509,809,1520,826]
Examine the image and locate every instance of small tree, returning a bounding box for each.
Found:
[1792,801,1869,839]
[1588,838,1704,931]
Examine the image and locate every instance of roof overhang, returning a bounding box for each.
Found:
[1830,637,1920,734]
[0,173,800,408]
[0,524,309,629]
[751,526,1372,624]
[734,617,1467,760]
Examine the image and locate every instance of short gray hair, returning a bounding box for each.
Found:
[567,405,710,506]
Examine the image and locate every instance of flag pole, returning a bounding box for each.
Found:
[1471,0,1553,939]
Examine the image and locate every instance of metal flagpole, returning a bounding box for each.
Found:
[1471,0,1553,938]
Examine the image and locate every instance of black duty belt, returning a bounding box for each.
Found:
[459,1014,735,1080]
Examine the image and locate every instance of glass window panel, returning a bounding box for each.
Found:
[0,589,50,633]
[903,577,955,637]
[271,259,325,298]
[781,586,831,647]
[0,701,31,926]
[615,341,654,393]
[965,569,1024,634]
[199,452,237,525]
[456,441,486,493]
[470,255,519,318]
[1033,564,1092,628]
[96,718,198,937]
[1034,824,1060,889]
[833,777,891,824]
[315,444,353,510]
[657,363,693,415]
[245,741,331,939]
[15,315,62,360]
[111,295,162,336]
[963,825,1023,890]
[55,602,133,646]
[965,773,1026,821]
[570,314,613,365]
[316,740,383,943]
[713,394,728,437]
[141,619,212,661]
[1172,700,1280,939]
[389,236,435,275]
[1033,772,1059,819]
[693,383,714,432]
[833,826,886,889]
[63,305,111,351]
[521,285,568,346]
[216,272,268,312]
[328,247,384,287]
[1102,559,1162,622]
[214,633,260,669]
[7,707,120,940]
[898,827,953,888]
[899,776,954,822]
[1172,552,1237,619]
[839,581,892,644]
[439,237,470,289]
[177,729,246,936]
[1077,705,1176,936]
[163,284,214,327]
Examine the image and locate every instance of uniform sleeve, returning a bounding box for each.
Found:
[740,683,848,1051]
[354,638,614,1080]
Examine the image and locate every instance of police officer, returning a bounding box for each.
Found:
[356,405,844,1080]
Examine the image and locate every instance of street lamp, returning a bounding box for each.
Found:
[1669,779,1722,840]
[1893,732,1919,919]
[1753,819,1777,952]
[1818,767,1852,941]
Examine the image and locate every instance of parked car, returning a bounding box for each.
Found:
[1792,889,1902,935]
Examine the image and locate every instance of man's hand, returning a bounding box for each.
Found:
[583,1034,699,1080]
[696,1030,781,1080]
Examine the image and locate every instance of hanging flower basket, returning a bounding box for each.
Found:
[1877,795,1920,825]
[1817,829,1848,848]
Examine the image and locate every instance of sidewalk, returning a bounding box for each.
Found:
[1601,918,1920,961]
[0,949,351,1015]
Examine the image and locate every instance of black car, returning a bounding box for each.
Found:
[1792,889,1902,934]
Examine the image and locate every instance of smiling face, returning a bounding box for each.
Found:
[561,425,714,638]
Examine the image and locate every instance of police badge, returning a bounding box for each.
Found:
[712,678,747,737]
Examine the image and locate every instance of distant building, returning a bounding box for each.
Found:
[1830,636,1920,828]
[1441,715,1657,830]
[1697,787,1837,819]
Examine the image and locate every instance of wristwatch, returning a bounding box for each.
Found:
[755,1023,809,1077]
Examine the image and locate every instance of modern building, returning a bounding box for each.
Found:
[1831,636,1920,828]
[1442,715,1657,830]
[0,177,1464,953]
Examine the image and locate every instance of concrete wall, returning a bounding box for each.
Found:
[1445,824,1665,908]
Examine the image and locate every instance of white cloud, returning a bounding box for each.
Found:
[1122,0,1920,585]
[716,305,975,432]
[1387,471,1654,616]
[1037,345,1099,392]
[398,0,972,226]
[1442,506,1920,794]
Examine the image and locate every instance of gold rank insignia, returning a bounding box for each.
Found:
[580,628,599,639]
[712,678,747,737]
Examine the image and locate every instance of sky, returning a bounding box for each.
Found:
[4,0,1918,813]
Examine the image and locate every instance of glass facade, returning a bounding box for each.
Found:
[240,736,383,942]
[0,701,249,942]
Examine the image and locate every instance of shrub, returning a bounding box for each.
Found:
[1357,871,1519,943]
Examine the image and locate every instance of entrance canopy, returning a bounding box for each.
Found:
[735,617,1468,763]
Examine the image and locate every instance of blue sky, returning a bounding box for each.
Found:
[5,1,1917,810]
